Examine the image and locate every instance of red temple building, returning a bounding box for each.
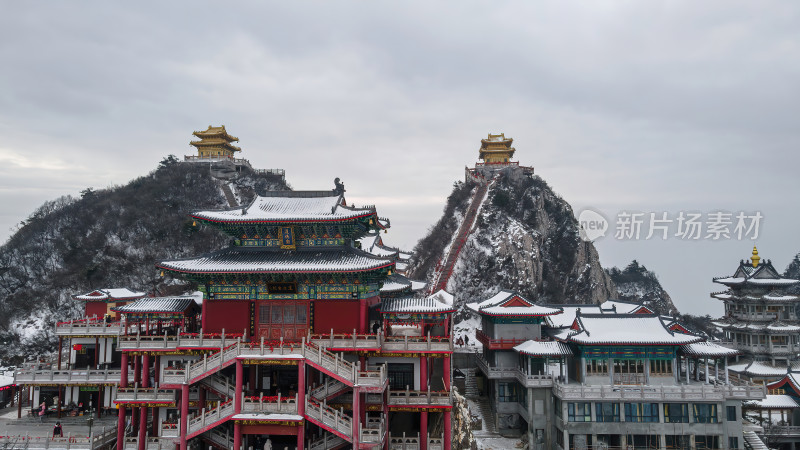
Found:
[80,180,452,450]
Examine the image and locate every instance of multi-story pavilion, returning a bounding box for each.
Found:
[713,247,800,383]
[106,180,454,450]
[466,289,765,450]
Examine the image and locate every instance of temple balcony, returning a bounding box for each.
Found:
[0,427,117,449]
[15,364,132,385]
[553,380,766,402]
[763,426,800,438]
[381,335,452,353]
[475,330,525,350]
[386,388,452,408]
[118,332,242,352]
[123,437,169,450]
[56,318,124,337]
[475,355,555,388]
[115,387,176,405]
[309,332,381,351]
[388,434,445,450]
[310,332,453,354]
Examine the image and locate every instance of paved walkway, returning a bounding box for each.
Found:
[0,405,117,439]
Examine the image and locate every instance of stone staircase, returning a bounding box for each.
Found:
[743,430,768,450]
[474,396,496,434]
[429,181,491,293]
[309,433,348,450]
[219,182,238,207]
[464,368,479,397]
[310,379,350,402]
[200,373,235,399]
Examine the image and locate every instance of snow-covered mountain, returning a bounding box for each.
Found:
[407,170,618,308]
[0,157,287,363]
[605,260,677,314]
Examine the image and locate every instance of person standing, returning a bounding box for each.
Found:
[38,402,46,422]
[53,421,63,437]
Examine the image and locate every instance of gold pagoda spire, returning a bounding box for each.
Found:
[751,246,761,268]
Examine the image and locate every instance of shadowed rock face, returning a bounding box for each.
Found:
[0,160,288,363]
[408,169,618,308]
[606,260,678,315]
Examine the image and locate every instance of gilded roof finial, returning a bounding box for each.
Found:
[751,246,761,268]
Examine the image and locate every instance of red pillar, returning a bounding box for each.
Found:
[234,360,243,413]
[352,386,361,448]
[420,411,428,450]
[134,356,141,385]
[121,353,129,388]
[444,411,452,450]
[142,355,150,388]
[179,384,189,450]
[131,406,138,433]
[116,407,126,450]
[233,422,242,450]
[138,406,147,450]
[444,357,451,390]
[298,360,306,449]
[359,298,368,334]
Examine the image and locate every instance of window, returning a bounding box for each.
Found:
[271,306,282,324]
[555,427,563,448]
[595,403,620,422]
[695,435,720,449]
[296,305,307,324]
[387,363,414,390]
[650,359,673,375]
[726,405,737,421]
[614,359,645,373]
[283,304,295,324]
[626,435,659,449]
[728,437,739,449]
[586,359,608,375]
[258,305,270,324]
[567,402,591,422]
[554,398,562,419]
[625,403,659,423]
[693,404,718,423]
[663,403,689,423]
[498,382,519,403]
[666,435,690,449]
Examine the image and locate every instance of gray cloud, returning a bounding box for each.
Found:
[1,1,798,315]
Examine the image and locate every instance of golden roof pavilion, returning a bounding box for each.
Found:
[479,133,515,163]
[190,125,242,158]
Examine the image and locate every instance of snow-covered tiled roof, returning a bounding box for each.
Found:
[568,314,702,346]
[380,274,426,293]
[358,233,399,258]
[381,296,456,314]
[712,292,800,302]
[712,320,800,333]
[714,259,798,288]
[0,374,14,388]
[158,247,394,274]
[112,296,199,314]
[714,277,798,287]
[545,305,605,328]
[192,192,378,224]
[767,373,800,395]
[745,395,800,409]
[514,340,573,357]
[466,290,563,317]
[73,288,147,301]
[599,300,652,314]
[681,341,740,357]
[729,361,800,377]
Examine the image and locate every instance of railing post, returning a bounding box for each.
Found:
[301,336,306,356]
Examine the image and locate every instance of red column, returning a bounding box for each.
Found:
[134,356,141,385]
[233,422,242,450]
[444,411,452,450]
[138,406,147,450]
[359,298,368,334]
[420,411,428,450]
[142,355,150,388]
[234,360,243,413]
[121,353,129,388]
[443,357,451,390]
[179,384,189,450]
[298,360,306,450]
[116,407,126,450]
[297,426,305,450]
[352,386,360,448]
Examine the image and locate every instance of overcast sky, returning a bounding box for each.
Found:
[1,1,798,316]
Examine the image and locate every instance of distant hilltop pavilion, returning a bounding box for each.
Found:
[465,133,534,183]
[184,124,285,180]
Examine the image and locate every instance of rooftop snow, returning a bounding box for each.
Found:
[73,288,146,301]
[568,314,702,346]
[681,341,740,357]
[745,395,800,409]
[466,290,562,317]
[113,296,198,314]
[514,340,573,357]
[192,193,376,223]
[381,296,456,314]
[158,247,393,274]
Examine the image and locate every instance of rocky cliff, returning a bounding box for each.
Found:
[0,157,287,363]
[408,169,618,307]
[606,260,677,315]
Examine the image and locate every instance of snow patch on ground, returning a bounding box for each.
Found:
[453,315,482,351]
